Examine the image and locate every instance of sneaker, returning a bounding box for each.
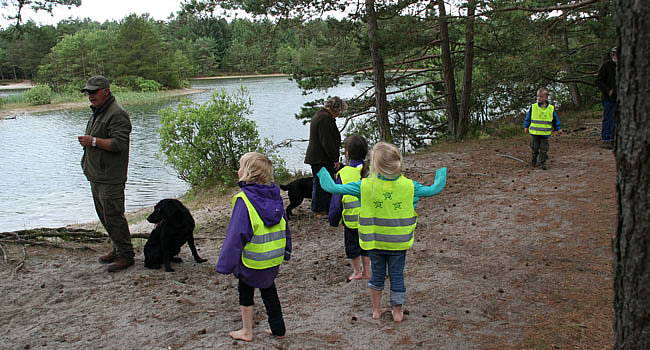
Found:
[107,257,134,272]
[98,250,117,264]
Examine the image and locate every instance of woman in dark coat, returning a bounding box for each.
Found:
[304,96,348,216]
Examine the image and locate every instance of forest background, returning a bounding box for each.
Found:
[0,0,615,147]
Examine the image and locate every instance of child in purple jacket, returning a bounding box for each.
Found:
[216,152,292,342]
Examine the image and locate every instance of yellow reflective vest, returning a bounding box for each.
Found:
[337,165,363,229]
[358,175,417,251]
[529,103,555,136]
[233,192,287,269]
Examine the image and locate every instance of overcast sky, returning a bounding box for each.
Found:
[0,0,185,28]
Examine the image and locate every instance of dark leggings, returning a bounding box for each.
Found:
[238,280,286,336]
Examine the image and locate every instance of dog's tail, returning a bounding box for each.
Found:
[279,183,290,191]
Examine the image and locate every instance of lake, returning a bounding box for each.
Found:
[0,76,367,232]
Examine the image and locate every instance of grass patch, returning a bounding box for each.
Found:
[0,89,187,110]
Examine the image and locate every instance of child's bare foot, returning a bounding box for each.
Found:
[229,329,253,342]
[264,329,285,338]
[392,307,405,322]
[348,272,363,280]
[372,308,389,320]
[361,273,371,279]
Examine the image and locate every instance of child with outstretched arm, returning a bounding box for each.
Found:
[317,142,447,322]
[216,152,292,341]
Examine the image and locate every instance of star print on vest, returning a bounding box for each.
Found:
[374,201,383,208]
[383,192,393,200]
[393,202,403,210]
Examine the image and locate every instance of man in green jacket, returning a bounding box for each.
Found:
[78,75,134,272]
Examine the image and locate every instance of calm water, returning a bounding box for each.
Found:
[0,76,366,232]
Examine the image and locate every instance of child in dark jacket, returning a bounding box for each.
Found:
[329,135,371,280]
[216,152,292,341]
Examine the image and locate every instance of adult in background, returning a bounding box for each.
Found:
[595,46,617,150]
[77,75,134,272]
[304,96,348,217]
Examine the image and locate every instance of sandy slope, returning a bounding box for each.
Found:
[0,120,615,349]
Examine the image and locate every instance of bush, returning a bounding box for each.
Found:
[158,87,281,188]
[135,77,162,92]
[56,82,86,98]
[23,84,52,105]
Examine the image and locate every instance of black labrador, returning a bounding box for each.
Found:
[144,198,207,272]
[279,177,313,218]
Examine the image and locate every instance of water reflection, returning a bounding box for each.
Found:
[0,76,367,231]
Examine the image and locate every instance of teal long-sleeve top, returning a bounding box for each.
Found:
[316,166,448,208]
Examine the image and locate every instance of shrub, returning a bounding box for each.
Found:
[23,84,52,105]
[135,77,162,92]
[158,87,282,188]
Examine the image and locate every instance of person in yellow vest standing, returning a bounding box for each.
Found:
[216,152,292,341]
[317,142,447,322]
[328,135,371,280]
[524,87,562,170]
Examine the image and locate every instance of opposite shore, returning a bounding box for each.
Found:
[0,74,290,119]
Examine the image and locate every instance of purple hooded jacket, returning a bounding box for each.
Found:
[216,182,292,288]
[328,159,365,227]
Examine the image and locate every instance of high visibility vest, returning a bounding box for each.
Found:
[233,192,287,269]
[336,165,363,229]
[529,103,555,136]
[358,175,417,251]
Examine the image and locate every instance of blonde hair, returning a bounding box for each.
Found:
[238,152,273,185]
[536,87,549,96]
[369,142,402,179]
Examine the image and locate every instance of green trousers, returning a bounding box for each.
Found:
[90,182,134,259]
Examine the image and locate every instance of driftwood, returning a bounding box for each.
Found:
[497,154,525,163]
[1,227,106,244]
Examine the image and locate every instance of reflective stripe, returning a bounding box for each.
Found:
[242,247,285,262]
[360,232,414,243]
[250,230,286,244]
[359,216,417,227]
[343,201,360,209]
[530,126,552,131]
[531,120,552,125]
[344,214,359,222]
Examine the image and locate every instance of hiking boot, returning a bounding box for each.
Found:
[107,257,134,272]
[539,164,547,170]
[98,250,117,264]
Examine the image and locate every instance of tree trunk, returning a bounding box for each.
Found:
[365,0,392,143]
[561,26,582,107]
[458,0,476,140]
[436,0,460,140]
[613,1,650,349]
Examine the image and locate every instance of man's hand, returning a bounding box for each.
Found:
[78,135,93,147]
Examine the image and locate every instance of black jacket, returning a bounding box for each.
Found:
[304,109,340,166]
[596,60,616,103]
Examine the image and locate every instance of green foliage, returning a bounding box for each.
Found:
[23,84,52,105]
[158,87,279,188]
[135,77,162,92]
[35,28,117,88]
